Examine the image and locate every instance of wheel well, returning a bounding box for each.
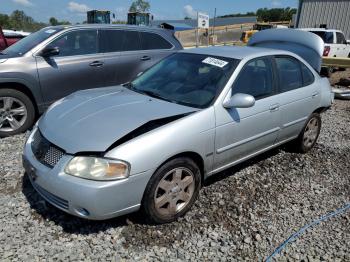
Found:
[163,152,205,183]
[313,107,328,114]
[0,82,38,116]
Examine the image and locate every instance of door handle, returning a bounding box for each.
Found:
[269,104,280,112]
[312,92,319,98]
[89,61,104,67]
[140,56,151,61]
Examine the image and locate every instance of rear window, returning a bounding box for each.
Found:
[310,31,333,44]
[140,32,173,50]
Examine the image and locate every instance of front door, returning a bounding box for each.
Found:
[214,57,280,171]
[36,29,105,104]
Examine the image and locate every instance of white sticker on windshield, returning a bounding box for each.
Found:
[45,29,56,34]
[202,57,228,68]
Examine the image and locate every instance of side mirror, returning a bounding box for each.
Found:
[223,93,255,109]
[40,46,59,57]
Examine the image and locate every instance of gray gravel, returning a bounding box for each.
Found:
[0,100,349,261]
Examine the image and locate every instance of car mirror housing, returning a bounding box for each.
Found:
[223,93,255,109]
[40,46,60,57]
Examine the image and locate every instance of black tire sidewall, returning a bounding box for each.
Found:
[0,89,35,137]
[142,157,201,224]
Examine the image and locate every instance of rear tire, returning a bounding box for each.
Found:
[142,157,201,224]
[0,89,35,137]
[289,113,321,153]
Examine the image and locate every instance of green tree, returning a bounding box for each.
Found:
[129,0,150,12]
[0,14,11,28]
[49,17,58,26]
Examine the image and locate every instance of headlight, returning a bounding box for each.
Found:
[65,157,130,181]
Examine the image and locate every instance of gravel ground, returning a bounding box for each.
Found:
[0,99,349,260]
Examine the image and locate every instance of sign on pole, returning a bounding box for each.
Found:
[197,12,209,29]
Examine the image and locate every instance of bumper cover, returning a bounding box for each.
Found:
[22,129,155,220]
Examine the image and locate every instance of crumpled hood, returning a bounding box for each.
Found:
[39,86,197,154]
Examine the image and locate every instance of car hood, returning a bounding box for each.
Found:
[0,52,22,63]
[39,86,198,154]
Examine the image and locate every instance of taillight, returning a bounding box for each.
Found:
[323,46,330,57]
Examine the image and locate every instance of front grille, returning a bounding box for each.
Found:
[32,182,69,210]
[31,130,65,168]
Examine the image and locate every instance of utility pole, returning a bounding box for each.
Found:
[213,8,216,46]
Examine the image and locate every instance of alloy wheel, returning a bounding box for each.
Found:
[303,117,319,148]
[153,167,195,216]
[0,97,27,132]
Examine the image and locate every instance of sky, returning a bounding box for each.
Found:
[1,0,298,23]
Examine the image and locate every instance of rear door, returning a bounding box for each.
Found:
[36,29,105,103]
[273,55,319,143]
[113,30,153,84]
[139,31,176,65]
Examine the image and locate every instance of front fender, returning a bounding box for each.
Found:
[105,107,216,177]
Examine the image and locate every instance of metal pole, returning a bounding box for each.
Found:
[196,12,199,47]
[213,8,216,46]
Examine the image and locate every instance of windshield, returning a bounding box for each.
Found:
[130,53,239,109]
[2,27,64,55]
[310,31,333,44]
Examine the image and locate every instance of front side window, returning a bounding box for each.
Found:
[232,57,274,99]
[49,30,97,57]
[139,32,173,50]
[129,53,239,108]
[275,56,303,92]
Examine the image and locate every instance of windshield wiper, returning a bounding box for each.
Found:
[122,82,134,90]
[141,90,176,103]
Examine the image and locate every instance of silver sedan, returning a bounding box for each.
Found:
[23,29,333,224]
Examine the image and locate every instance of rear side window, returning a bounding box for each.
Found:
[275,56,303,93]
[336,32,346,44]
[232,57,274,99]
[310,31,333,44]
[300,63,315,86]
[140,32,173,50]
[99,30,123,53]
[122,30,141,51]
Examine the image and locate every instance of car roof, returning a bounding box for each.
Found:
[300,28,342,33]
[45,24,170,33]
[181,46,292,60]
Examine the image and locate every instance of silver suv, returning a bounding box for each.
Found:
[0,25,182,137]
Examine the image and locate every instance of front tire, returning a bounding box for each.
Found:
[142,157,201,224]
[290,113,321,153]
[0,89,35,137]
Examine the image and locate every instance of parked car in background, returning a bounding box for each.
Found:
[0,24,182,137]
[0,27,28,51]
[300,28,350,75]
[300,28,350,58]
[23,29,333,224]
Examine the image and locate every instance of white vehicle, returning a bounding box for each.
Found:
[300,28,350,58]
